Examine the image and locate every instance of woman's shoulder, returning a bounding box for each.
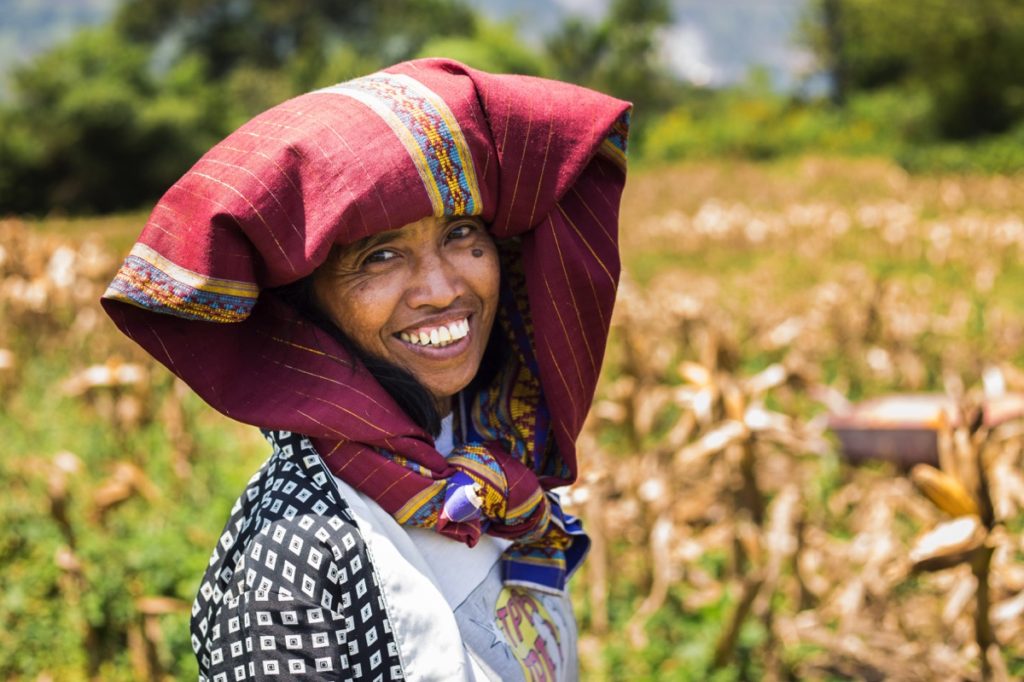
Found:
[208,429,365,577]
[191,430,404,680]
[251,429,346,503]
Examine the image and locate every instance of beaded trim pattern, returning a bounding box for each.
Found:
[103,243,257,322]
[320,73,483,217]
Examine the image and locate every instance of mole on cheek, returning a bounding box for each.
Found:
[472,248,484,257]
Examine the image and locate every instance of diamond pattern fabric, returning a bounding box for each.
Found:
[191,430,403,681]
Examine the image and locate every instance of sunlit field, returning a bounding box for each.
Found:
[3,158,1024,680]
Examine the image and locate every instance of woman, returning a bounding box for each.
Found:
[102,58,629,680]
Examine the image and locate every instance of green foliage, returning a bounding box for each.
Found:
[897,121,1024,175]
[546,0,678,123]
[640,89,866,163]
[6,0,1024,215]
[640,82,1024,174]
[802,0,1024,139]
[113,0,476,77]
[416,20,549,76]
[0,28,228,214]
[0,0,483,215]
[0,361,266,679]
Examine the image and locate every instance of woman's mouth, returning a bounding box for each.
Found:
[397,317,470,349]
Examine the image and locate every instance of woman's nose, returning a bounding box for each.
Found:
[406,253,462,309]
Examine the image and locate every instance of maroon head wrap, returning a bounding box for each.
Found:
[102,58,629,592]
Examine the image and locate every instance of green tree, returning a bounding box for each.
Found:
[113,0,477,79]
[802,0,1024,139]
[0,0,488,214]
[0,27,226,214]
[545,0,678,118]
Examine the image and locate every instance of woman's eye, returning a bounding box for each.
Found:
[447,222,478,241]
[362,249,397,266]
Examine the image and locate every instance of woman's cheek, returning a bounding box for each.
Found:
[481,248,501,305]
[343,271,394,302]
[323,275,394,344]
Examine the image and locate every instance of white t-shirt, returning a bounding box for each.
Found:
[331,414,578,681]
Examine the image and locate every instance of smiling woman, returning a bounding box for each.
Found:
[102,59,630,681]
[313,216,500,416]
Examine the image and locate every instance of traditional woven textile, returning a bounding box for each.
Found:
[103,58,630,593]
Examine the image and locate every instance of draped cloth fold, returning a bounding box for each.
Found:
[102,58,630,593]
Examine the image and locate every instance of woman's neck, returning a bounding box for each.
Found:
[434,395,452,417]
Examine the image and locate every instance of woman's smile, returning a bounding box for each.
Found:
[397,314,471,349]
[313,215,500,405]
[390,312,476,366]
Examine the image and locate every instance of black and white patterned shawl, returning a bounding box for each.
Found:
[191,430,404,681]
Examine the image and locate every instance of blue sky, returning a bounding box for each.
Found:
[468,0,814,90]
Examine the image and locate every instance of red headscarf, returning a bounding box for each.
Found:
[103,58,629,592]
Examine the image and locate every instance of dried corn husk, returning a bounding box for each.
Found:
[909,516,987,572]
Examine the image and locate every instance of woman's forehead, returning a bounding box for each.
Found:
[339,216,484,252]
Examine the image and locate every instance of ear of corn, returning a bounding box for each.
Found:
[909,464,978,517]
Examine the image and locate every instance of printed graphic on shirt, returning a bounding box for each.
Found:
[494,588,564,681]
[451,560,577,682]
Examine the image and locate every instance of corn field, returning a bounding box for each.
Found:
[2,158,1024,680]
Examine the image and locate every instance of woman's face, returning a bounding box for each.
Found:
[313,216,500,407]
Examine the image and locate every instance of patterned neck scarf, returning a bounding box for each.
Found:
[102,59,630,593]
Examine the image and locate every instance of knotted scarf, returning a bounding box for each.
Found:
[102,58,630,593]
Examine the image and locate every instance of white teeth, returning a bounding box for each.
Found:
[448,320,468,340]
[402,317,470,347]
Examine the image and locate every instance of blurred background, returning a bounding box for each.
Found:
[2,0,1024,679]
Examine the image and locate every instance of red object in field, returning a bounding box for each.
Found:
[828,393,1024,468]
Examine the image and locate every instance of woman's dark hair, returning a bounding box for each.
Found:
[272,273,508,438]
